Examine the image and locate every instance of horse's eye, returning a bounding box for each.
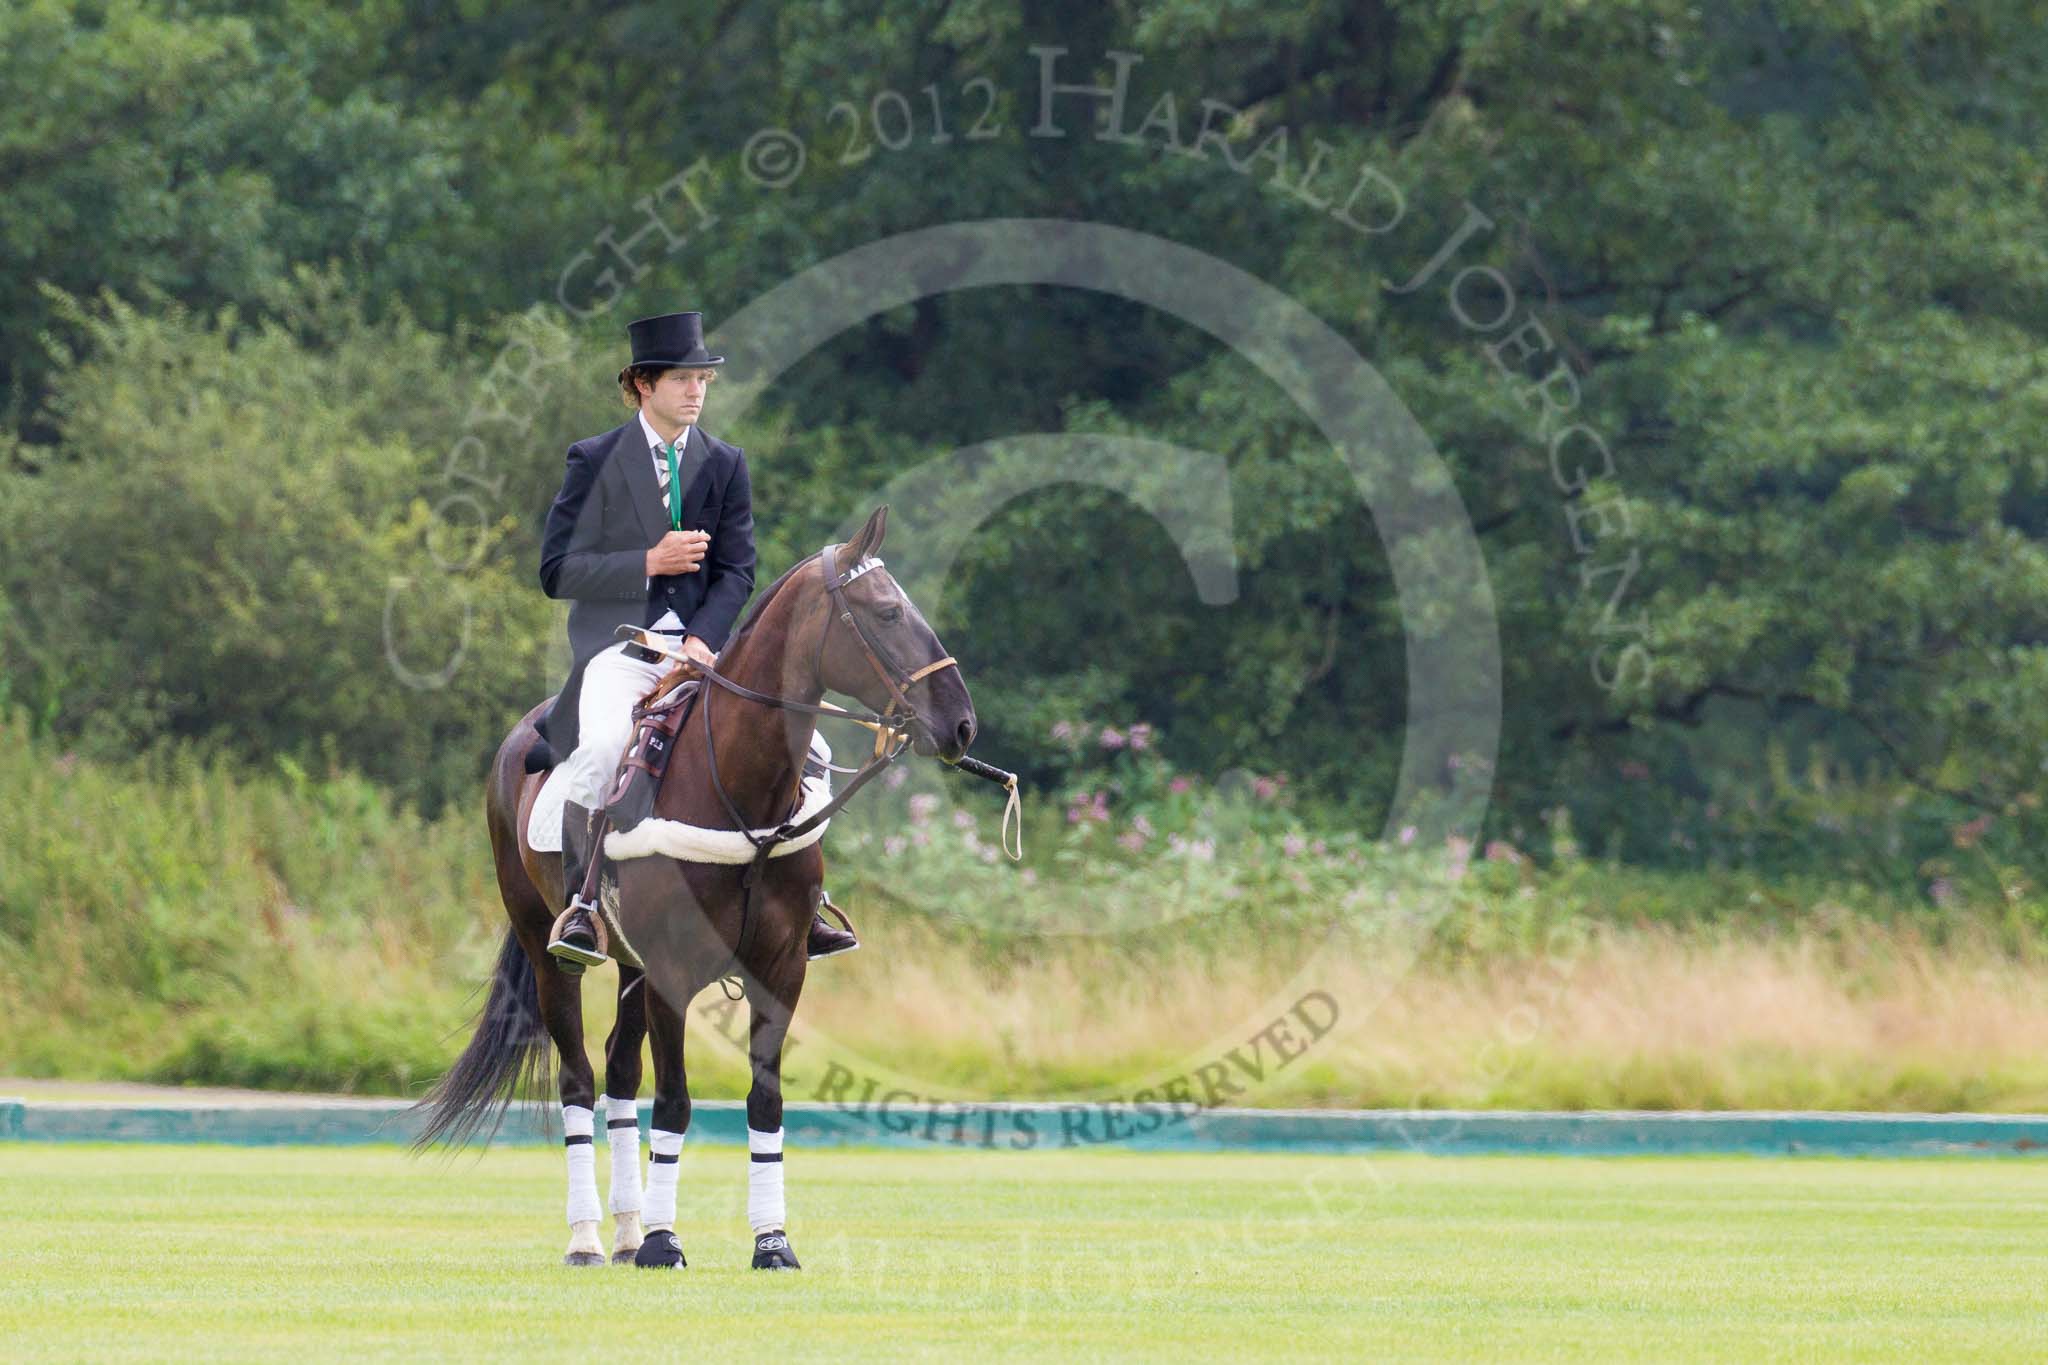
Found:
[877,606,902,624]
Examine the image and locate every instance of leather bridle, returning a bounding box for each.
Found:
[812,540,958,755]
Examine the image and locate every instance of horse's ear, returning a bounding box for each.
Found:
[847,504,888,561]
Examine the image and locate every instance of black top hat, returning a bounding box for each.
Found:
[625,311,725,369]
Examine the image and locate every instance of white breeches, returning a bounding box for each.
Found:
[563,638,684,812]
[529,636,683,848]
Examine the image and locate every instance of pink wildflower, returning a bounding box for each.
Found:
[1128,723,1154,751]
[909,793,939,825]
[1169,776,1192,795]
[1067,791,1111,824]
[1282,833,1307,858]
[1445,835,1472,882]
[1100,727,1127,750]
[1052,720,1074,741]
[1398,825,1417,846]
[1118,830,1147,852]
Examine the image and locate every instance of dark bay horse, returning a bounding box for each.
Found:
[414,506,976,1269]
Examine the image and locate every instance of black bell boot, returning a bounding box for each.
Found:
[634,1228,685,1269]
[548,800,609,972]
[751,1229,800,1270]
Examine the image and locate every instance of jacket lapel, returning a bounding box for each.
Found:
[614,422,673,545]
[675,426,718,528]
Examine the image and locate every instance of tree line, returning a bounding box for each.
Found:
[2,0,2043,883]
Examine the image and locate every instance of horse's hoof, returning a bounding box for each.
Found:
[751,1230,800,1271]
[562,1251,606,1267]
[610,1247,640,1265]
[635,1229,685,1269]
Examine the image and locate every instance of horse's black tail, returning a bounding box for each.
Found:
[409,930,553,1151]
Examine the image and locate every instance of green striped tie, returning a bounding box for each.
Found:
[660,439,683,530]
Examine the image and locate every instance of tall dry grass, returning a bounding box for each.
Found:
[757,914,2048,1112]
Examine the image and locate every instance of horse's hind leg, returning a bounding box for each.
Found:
[602,967,650,1263]
[531,954,605,1266]
[627,982,692,1269]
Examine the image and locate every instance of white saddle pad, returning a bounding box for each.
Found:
[528,762,569,853]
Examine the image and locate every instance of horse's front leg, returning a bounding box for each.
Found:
[745,959,806,1271]
[629,978,693,1269]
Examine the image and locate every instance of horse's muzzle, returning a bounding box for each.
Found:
[910,712,974,763]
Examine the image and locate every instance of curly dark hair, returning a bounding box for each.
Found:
[617,363,671,408]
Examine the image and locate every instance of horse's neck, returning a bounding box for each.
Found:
[680,600,823,831]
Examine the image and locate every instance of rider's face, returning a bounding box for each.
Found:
[640,366,716,432]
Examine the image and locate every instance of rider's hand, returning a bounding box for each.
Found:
[645,529,710,575]
[680,635,717,669]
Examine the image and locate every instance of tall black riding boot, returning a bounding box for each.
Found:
[548,800,609,972]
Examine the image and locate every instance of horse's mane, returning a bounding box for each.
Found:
[719,548,823,655]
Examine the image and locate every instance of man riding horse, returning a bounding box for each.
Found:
[535,309,858,968]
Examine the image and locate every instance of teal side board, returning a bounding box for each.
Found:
[5,1098,2047,1155]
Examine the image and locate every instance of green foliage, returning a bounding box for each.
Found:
[0,707,493,1088]
[2,0,2046,873]
[0,270,582,808]
[0,0,482,415]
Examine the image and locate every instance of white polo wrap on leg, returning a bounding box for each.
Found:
[604,1095,643,1216]
[644,1128,686,1231]
[561,1104,601,1227]
[747,1127,786,1234]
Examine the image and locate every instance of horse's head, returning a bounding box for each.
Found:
[812,505,977,762]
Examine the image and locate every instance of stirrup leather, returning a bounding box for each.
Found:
[817,890,855,937]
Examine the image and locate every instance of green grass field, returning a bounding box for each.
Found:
[2,1145,2044,1361]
